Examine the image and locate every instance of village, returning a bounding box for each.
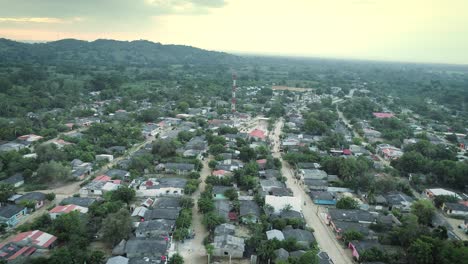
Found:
[0,81,467,264]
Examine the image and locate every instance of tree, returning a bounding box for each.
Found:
[202,212,225,231]
[257,240,276,263]
[208,160,218,169]
[298,250,319,264]
[239,147,256,162]
[101,208,132,246]
[433,195,459,208]
[110,186,136,204]
[408,239,433,264]
[45,192,56,201]
[336,197,359,209]
[152,139,177,158]
[87,250,106,264]
[342,230,364,244]
[169,253,184,264]
[0,183,15,203]
[36,161,71,182]
[411,200,435,226]
[209,144,225,155]
[224,188,238,201]
[198,196,214,213]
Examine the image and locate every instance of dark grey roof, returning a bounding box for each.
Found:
[239,200,261,217]
[157,178,187,189]
[153,197,181,209]
[136,219,175,233]
[350,240,382,253]
[144,208,180,220]
[328,209,377,223]
[310,191,335,201]
[125,238,168,257]
[0,204,24,218]
[445,202,468,212]
[214,200,231,220]
[214,223,235,236]
[263,169,280,178]
[282,227,315,243]
[333,221,370,235]
[14,192,46,203]
[318,251,333,264]
[297,163,318,169]
[165,163,195,171]
[289,250,306,258]
[272,210,303,220]
[304,179,328,187]
[61,197,97,207]
[1,174,24,185]
[269,187,293,197]
[274,248,289,261]
[128,257,163,264]
[105,169,129,178]
[383,192,414,206]
[212,186,232,195]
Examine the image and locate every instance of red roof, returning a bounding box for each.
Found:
[49,204,76,213]
[372,112,394,118]
[146,180,154,186]
[256,159,267,164]
[8,246,36,260]
[342,149,351,155]
[10,230,57,248]
[228,212,238,221]
[213,170,226,176]
[249,129,266,139]
[94,175,111,182]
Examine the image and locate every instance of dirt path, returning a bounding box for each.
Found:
[177,157,211,264]
[271,119,353,264]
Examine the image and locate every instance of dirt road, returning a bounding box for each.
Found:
[271,119,353,264]
[177,158,211,264]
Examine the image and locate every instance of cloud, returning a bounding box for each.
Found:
[0,17,83,24]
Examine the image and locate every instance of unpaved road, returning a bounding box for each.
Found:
[177,158,211,264]
[271,118,353,264]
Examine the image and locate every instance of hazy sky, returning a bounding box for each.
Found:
[0,0,467,64]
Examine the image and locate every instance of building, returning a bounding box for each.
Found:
[134,178,187,197]
[80,179,120,197]
[49,204,88,219]
[239,200,261,224]
[310,191,336,205]
[265,195,302,215]
[1,174,24,188]
[212,234,245,258]
[248,129,266,141]
[8,230,57,249]
[266,229,284,241]
[124,238,168,259]
[135,219,175,238]
[0,205,27,227]
[61,197,96,208]
[443,202,468,217]
[424,188,462,199]
[13,192,46,210]
[282,227,315,248]
[164,163,195,175]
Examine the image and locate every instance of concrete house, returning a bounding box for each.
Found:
[61,197,96,208]
[1,174,24,188]
[8,230,57,249]
[164,163,195,175]
[212,224,245,259]
[443,202,468,217]
[124,238,168,259]
[239,200,261,224]
[13,192,46,210]
[282,227,316,248]
[49,204,88,219]
[105,169,130,180]
[212,186,232,200]
[327,209,378,229]
[144,208,180,221]
[135,219,175,238]
[135,178,187,197]
[310,191,336,205]
[0,205,27,227]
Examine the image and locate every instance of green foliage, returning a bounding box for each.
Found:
[239,146,256,162]
[110,186,136,204]
[184,179,200,195]
[209,144,225,155]
[342,230,364,244]
[336,197,359,209]
[36,161,71,183]
[45,192,56,201]
[434,195,459,208]
[168,253,184,264]
[411,200,436,226]
[152,139,177,158]
[0,183,15,203]
[223,188,238,201]
[101,208,132,246]
[208,160,218,169]
[202,212,225,231]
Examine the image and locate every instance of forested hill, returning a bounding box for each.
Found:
[0,38,243,66]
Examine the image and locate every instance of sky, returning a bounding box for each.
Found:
[0,0,467,64]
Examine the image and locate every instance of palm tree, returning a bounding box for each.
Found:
[257,241,275,264]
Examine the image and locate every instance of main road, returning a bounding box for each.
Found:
[270,118,353,264]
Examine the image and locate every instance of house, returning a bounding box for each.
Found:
[372,112,395,118]
[331,221,371,240]
[0,142,26,152]
[125,238,168,259]
[266,229,284,241]
[142,123,160,138]
[213,186,232,200]
[248,129,266,141]
[1,174,24,188]
[61,197,96,208]
[383,192,414,212]
[424,188,462,200]
[105,169,130,180]
[80,180,120,197]
[51,139,74,149]
[8,230,57,249]
[13,192,46,210]
[0,242,36,261]
[164,163,195,175]
[212,234,245,258]
[310,191,336,205]
[131,207,148,220]
[212,170,232,178]
[239,200,261,223]
[0,205,27,227]
[134,178,187,197]
[256,159,267,169]
[443,202,468,217]
[304,179,328,191]
[376,144,403,160]
[17,134,43,142]
[260,179,286,193]
[106,256,129,264]
[348,240,383,261]
[49,204,88,219]
[153,197,181,209]
[144,208,180,221]
[300,169,327,181]
[265,195,302,215]
[215,200,232,221]
[282,227,315,248]
[96,154,114,162]
[274,248,289,263]
[317,251,333,264]
[260,169,280,179]
[328,209,377,226]
[135,219,175,238]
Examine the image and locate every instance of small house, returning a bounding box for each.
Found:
[0,205,27,227]
[1,174,24,188]
[443,202,468,217]
[239,200,261,224]
[49,204,88,219]
[13,192,46,210]
[164,163,195,175]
